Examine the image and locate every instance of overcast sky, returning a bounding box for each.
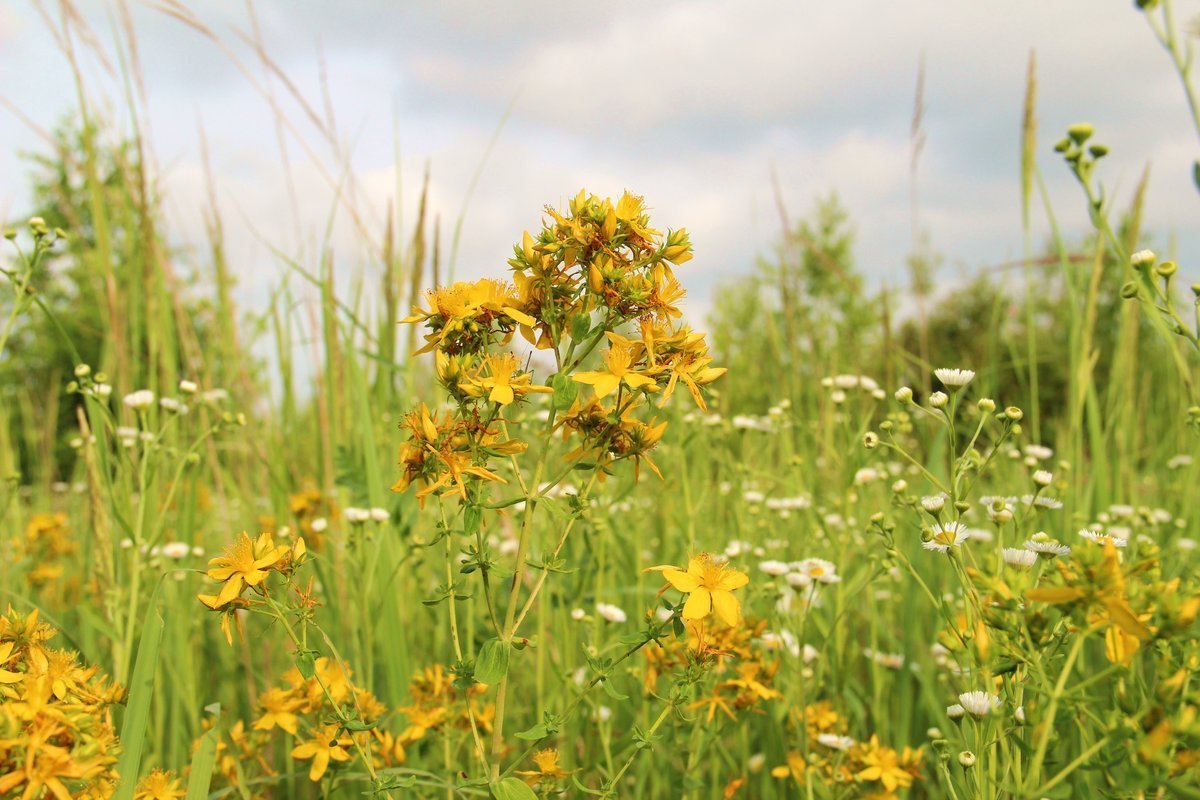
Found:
[2,0,1198,329]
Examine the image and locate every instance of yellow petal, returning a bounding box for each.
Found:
[663,568,702,593]
[712,590,741,626]
[682,588,712,620]
[716,569,749,591]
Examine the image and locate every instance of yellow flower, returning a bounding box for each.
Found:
[253,687,302,734]
[291,724,353,781]
[198,532,288,609]
[134,769,185,800]
[573,333,658,399]
[855,736,919,792]
[467,353,552,406]
[647,555,750,626]
[515,748,576,784]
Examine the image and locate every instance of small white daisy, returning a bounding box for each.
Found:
[934,368,976,389]
[1002,548,1038,569]
[595,603,627,623]
[958,691,1001,717]
[924,521,969,552]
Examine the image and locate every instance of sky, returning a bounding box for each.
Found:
[1,0,1199,330]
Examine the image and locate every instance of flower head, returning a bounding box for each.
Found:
[647,555,750,626]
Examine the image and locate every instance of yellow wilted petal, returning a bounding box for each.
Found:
[1026,586,1086,604]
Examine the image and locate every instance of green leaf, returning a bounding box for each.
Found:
[570,313,591,342]
[184,706,220,800]
[1193,159,1200,194]
[112,603,165,800]
[491,777,539,800]
[475,637,510,685]
[515,723,548,741]
[601,677,628,701]
[551,373,578,411]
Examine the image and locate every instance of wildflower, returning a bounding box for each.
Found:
[179,379,198,394]
[253,687,302,734]
[792,558,840,584]
[946,703,966,719]
[1025,444,1054,460]
[958,750,977,767]
[929,391,949,409]
[571,608,586,621]
[1024,533,1071,556]
[370,507,390,522]
[595,602,627,623]
[924,521,969,552]
[134,769,185,800]
[1032,470,1054,487]
[124,390,155,410]
[465,352,552,405]
[1131,249,1156,269]
[758,560,789,576]
[817,733,855,750]
[863,431,879,448]
[921,495,946,513]
[958,691,1001,717]
[647,555,750,626]
[197,531,288,609]
[161,542,191,560]
[935,368,975,389]
[856,735,921,791]
[1002,548,1038,569]
[516,748,576,785]
[1079,529,1128,548]
[291,724,353,781]
[573,333,658,398]
[895,386,914,403]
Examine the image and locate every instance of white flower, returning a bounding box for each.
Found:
[958,691,1001,717]
[929,391,949,408]
[202,388,229,403]
[93,383,113,398]
[1024,444,1054,461]
[161,542,191,559]
[1024,534,1071,557]
[817,734,855,750]
[159,397,188,414]
[793,558,840,584]
[311,518,328,533]
[934,368,976,388]
[179,380,198,394]
[924,521,969,552]
[1108,504,1135,519]
[344,507,370,523]
[864,648,905,669]
[854,467,881,484]
[124,390,155,410]
[1168,454,1193,470]
[895,386,914,403]
[1032,470,1053,487]
[742,490,766,504]
[1002,548,1038,569]
[1178,538,1198,552]
[596,706,613,722]
[785,571,812,589]
[724,539,752,557]
[370,508,390,522]
[758,560,790,576]
[946,703,966,719]
[119,538,134,549]
[761,629,800,658]
[802,644,819,663]
[1079,529,1127,548]
[966,527,994,543]
[1131,249,1156,269]
[921,495,946,513]
[595,603,627,623]
[748,753,766,773]
[570,608,586,621]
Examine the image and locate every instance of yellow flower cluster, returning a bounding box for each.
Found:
[394,190,726,503]
[395,663,494,751]
[18,512,75,591]
[196,531,306,643]
[772,702,924,797]
[0,607,125,799]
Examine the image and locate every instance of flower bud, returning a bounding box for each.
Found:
[977,398,995,413]
[1130,249,1156,270]
[929,391,948,409]
[895,386,914,404]
[1156,260,1178,278]
[1005,406,1023,421]
[958,751,977,768]
[1066,123,1094,144]
[1121,281,1139,299]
